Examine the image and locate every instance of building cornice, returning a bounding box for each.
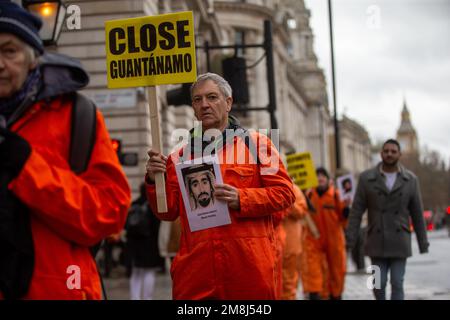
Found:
[214,1,274,20]
[286,64,328,107]
[340,116,371,143]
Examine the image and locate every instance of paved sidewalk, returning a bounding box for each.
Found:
[104,230,450,300]
[103,269,172,300]
[338,229,450,300]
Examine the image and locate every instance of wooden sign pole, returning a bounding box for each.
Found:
[303,214,320,239]
[147,86,168,213]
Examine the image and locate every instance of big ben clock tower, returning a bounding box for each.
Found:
[396,99,419,156]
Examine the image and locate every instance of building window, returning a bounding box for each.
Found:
[235,29,246,57]
[287,42,294,57]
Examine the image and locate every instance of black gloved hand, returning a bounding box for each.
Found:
[0,127,31,183]
[343,207,350,219]
[0,186,35,299]
[419,242,429,254]
[0,120,34,299]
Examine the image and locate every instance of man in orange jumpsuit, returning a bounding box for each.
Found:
[301,167,349,300]
[0,2,131,299]
[146,73,295,299]
[281,184,308,300]
[297,190,331,299]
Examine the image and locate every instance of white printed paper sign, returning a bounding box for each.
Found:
[175,155,231,232]
[336,173,355,202]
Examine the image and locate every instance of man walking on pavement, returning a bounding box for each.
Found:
[346,139,429,300]
[145,73,295,299]
[0,2,131,299]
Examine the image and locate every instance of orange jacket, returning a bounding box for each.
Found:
[307,185,347,244]
[302,186,347,297]
[283,184,308,256]
[280,185,307,300]
[6,96,131,299]
[272,210,287,300]
[147,132,295,299]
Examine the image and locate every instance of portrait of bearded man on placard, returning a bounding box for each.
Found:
[182,164,216,211]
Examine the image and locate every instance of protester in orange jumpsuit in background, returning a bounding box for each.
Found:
[272,210,287,299]
[301,167,350,300]
[298,188,331,300]
[281,184,308,300]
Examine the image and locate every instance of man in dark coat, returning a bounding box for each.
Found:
[346,139,429,300]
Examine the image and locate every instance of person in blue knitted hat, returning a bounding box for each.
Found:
[0,0,44,100]
[0,0,131,300]
[0,0,44,54]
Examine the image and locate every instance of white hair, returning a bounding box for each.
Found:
[24,44,38,64]
[190,72,233,99]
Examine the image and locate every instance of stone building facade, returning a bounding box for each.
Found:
[53,0,332,197]
[336,115,372,177]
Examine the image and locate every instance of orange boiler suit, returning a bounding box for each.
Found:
[272,210,287,299]
[147,131,295,299]
[301,186,347,299]
[281,184,308,300]
[4,97,130,299]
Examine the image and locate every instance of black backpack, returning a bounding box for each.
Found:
[70,93,111,300]
[0,93,99,300]
[68,93,105,258]
[69,93,97,175]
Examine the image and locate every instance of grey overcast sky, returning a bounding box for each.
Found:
[304,0,450,162]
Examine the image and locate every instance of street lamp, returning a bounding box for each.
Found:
[22,0,66,46]
[328,0,341,171]
[286,18,297,30]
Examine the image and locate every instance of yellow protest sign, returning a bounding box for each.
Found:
[286,152,318,190]
[105,11,197,89]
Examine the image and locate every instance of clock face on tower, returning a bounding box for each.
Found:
[399,137,408,151]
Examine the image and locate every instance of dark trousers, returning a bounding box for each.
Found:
[371,257,407,300]
[447,215,450,237]
[103,242,114,277]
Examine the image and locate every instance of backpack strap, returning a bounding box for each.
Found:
[68,93,107,298]
[179,125,261,165]
[69,93,97,174]
[241,130,261,165]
